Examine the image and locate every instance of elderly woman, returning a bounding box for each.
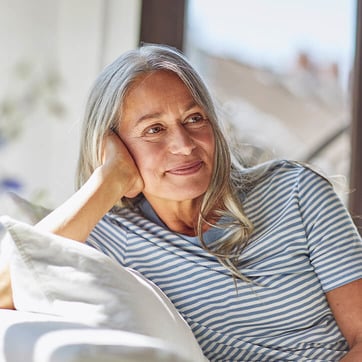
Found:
[1,44,362,361]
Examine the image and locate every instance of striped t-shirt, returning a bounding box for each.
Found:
[87,160,362,361]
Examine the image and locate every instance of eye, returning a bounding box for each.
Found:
[144,124,164,135]
[184,113,207,125]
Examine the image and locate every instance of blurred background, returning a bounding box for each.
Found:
[0,0,361,231]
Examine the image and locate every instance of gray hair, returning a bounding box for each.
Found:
[76,44,254,281]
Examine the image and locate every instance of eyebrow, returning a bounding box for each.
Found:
[137,112,162,124]
[135,101,199,124]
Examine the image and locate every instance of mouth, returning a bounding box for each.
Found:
[166,161,203,175]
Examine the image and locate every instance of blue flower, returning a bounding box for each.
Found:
[0,177,23,193]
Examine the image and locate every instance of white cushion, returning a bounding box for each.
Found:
[0,216,206,362]
[0,310,191,362]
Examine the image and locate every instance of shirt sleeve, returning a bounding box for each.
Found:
[86,213,128,266]
[297,165,362,292]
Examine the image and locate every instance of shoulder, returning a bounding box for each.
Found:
[240,159,328,191]
[246,159,327,177]
[237,159,337,211]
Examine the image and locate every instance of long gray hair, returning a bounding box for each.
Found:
[76,44,254,281]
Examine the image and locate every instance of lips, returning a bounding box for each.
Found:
[166,161,203,175]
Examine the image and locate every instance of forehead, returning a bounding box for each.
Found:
[121,70,196,114]
[127,70,190,98]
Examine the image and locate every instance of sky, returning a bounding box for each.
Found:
[186,0,356,87]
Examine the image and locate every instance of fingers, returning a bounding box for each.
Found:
[0,264,15,309]
[101,130,144,198]
[102,129,125,163]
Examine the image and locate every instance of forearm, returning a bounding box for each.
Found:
[326,279,362,362]
[0,167,125,309]
[35,166,126,242]
[340,337,362,361]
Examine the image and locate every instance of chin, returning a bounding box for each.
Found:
[143,176,211,202]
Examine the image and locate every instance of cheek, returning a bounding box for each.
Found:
[200,131,215,158]
[127,142,162,176]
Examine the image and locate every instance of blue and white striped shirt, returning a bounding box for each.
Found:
[87,160,362,361]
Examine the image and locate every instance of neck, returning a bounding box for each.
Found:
[145,196,204,236]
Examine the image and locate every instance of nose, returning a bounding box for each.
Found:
[168,125,196,155]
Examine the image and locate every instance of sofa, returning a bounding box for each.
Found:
[0,210,207,362]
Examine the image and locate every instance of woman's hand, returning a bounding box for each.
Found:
[101,130,144,198]
[35,130,144,242]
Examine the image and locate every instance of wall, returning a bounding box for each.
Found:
[0,0,141,212]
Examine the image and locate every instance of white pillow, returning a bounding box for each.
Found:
[0,216,206,362]
[0,310,191,362]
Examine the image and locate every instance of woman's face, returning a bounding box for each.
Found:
[118,70,215,204]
